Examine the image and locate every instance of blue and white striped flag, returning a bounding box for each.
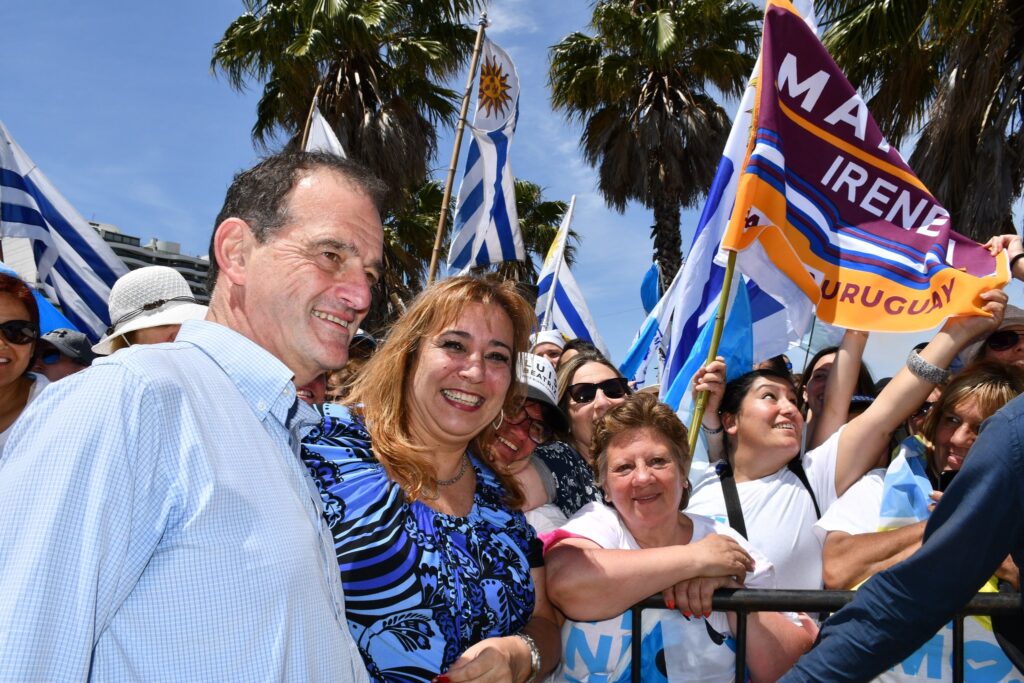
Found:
[446,38,524,270]
[620,2,819,401]
[535,197,609,357]
[0,121,128,341]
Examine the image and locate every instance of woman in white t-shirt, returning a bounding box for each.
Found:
[544,393,816,682]
[686,290,1009,590]
[0,273,48,450]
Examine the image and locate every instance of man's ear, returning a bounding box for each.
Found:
[212,218,252,286]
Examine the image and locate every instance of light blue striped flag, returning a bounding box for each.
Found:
[0,121,128,341]
[620,2,819,400]
[535,197,609,357]
[446,38,525,270]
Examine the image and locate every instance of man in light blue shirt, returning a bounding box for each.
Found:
[0,151,385,681]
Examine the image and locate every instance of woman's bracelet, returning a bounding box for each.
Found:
[906,349,950,385]
[1010,252,1024,277]
[700,423,724,435]
[513,632,540,683]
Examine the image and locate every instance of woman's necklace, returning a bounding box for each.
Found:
[437,454,470,487]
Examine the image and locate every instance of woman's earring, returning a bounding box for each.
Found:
[492,410,505,430]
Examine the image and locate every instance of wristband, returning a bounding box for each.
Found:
[906,349,950,385]
[1010,252,1024,275]
[700,423,724,435]
[514,632,540,683]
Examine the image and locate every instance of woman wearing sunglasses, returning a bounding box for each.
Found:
[487,354,602,533]
[0,273,45,449]
[958,304,1024,368]
[543,355,632,466]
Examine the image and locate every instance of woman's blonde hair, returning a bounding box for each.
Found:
[920,360,1024,482]
[346,276,534,504]
[590,392,692,510]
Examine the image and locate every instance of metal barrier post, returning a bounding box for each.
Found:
[735,610,748,682]
[631,604,643,683]
[952,615,964,683]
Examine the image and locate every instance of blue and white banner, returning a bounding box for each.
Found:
[0,121,127,341]
[447,38,524,270]
[535,197,609,357]
[619,2,819,398]
[305,105,347,158]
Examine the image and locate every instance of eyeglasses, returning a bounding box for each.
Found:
[0,320,38,345]
[985,329,1023,352]
[106,295,196,335]
[506,404,553,445]
[568,377,631,404]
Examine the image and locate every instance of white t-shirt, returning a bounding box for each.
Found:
[813,468,884,541]
[0,373,48,451]
[525,504,568,535]
[548,502,776,683]
[686,427,842,590]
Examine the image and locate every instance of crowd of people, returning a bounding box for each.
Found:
[1,149,1023,682]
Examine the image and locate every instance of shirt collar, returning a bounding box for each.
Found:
[176,319,299,426]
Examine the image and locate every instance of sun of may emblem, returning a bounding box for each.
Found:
[478,54,513,119]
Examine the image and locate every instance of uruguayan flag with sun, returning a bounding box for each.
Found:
[447,38,525,271]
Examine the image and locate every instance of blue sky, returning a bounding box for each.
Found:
[3,1,1022,380]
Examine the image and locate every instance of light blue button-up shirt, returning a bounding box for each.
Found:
[0,320,369,682]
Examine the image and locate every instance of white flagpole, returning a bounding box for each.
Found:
[542,194,575,332]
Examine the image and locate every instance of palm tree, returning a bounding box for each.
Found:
[549,0,760,282]
[211,0,484,197]
[819,0,1024,241]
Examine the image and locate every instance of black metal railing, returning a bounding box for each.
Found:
[628,588,1021,683]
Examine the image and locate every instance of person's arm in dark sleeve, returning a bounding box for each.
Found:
[780,397,1024,682]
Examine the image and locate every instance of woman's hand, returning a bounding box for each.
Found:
[941,288,1007,346]
[662,574,743,619]
[984,234,1024,260]
[441,636,526,683]
[692,357,727,425]
[688,533,755,577]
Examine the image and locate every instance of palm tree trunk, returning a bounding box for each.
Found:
[651,199,682,283]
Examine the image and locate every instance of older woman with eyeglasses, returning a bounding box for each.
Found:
[0,273,46,449]
[488,354,601,532]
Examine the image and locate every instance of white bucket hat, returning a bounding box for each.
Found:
[93,266,208,354]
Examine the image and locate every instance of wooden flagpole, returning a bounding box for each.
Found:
[426,14,488,286]
[687,250,738,457]
[300,84,324,151]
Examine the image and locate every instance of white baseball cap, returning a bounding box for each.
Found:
[518,353,569,432]
[529,329,565,351]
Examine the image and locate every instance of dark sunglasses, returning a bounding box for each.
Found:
[506,404,553,445]
[568,377,630,404]
[985,329,1023,352]
[106,295,196,335]
[0,320,38,345]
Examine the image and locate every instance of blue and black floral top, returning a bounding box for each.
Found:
[302,405,542,683]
